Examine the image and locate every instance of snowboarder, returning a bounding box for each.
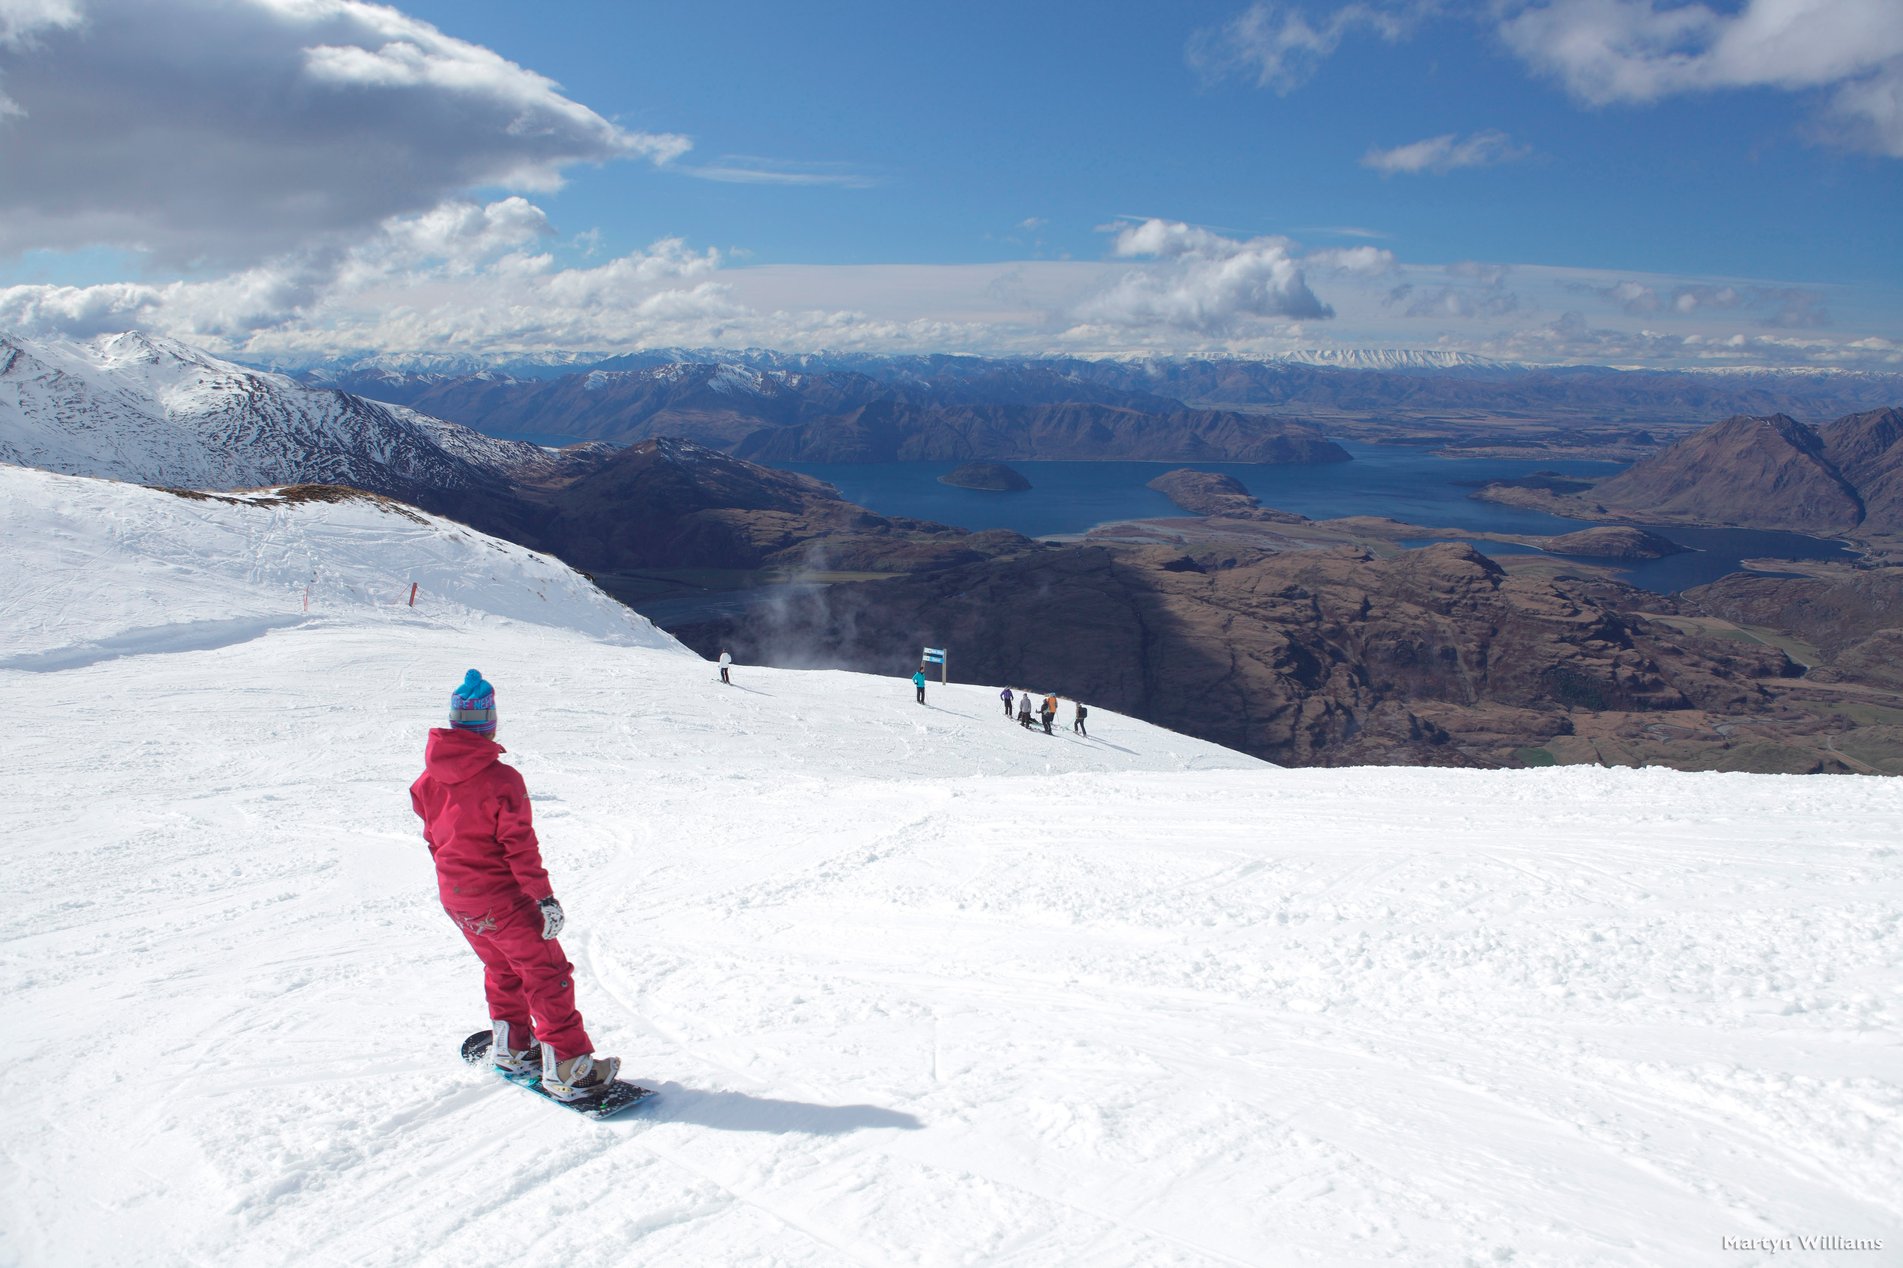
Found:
[1072,699,1089,736]
[1001,686,1014,718]
[718,649,733,685]
[913,666,928,704]
[1017,691,1035,728]
[1041,692,1057,735]
[410,669,620,1103]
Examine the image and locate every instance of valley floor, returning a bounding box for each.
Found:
[4,618,1900,1267]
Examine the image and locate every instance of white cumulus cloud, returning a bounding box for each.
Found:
[1071,219,1335,332]
[1497,0,1903,155]
[1195,0,1903,157]
[1362,130,1532,174]
[0,0,690,267]
[1187,1,1433,93]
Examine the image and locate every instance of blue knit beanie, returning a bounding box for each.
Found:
[449,668,497,735]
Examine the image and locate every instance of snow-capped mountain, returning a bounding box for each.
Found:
[0,329,565,497]
[1271,347,1517,372]
[3,461,1898,1266]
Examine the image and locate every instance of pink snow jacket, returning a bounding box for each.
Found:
[410,727,553,910]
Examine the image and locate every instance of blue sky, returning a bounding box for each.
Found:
[401,0,1894,280]
[0,0,1898,368]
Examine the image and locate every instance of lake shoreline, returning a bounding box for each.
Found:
[775,449,1855,594]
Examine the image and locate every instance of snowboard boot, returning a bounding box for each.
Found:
[490,1020,540,1077]
[540,1043,621,1102]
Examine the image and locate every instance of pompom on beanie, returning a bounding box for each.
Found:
[449,668,497,735]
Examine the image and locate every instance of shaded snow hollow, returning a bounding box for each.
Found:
[2,464,1899,1267]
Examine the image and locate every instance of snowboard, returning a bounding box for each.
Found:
[460,1030,655,1120]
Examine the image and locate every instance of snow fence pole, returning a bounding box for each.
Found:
[408,582,418,607]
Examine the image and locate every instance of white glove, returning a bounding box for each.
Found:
[538,897,565,941]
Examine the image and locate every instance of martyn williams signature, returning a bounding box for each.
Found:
[1723,1235,1884,1253]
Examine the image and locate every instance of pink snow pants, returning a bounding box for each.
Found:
[447,898,593,1062]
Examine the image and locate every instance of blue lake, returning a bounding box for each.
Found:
[780,443,1855,594]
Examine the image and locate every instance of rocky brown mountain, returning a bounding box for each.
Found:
[1472,408,1903,538]
[1587,414,1866,532]
[1820,407,1903,533]
[1687,566,1903,687]
[525,437,1019,574]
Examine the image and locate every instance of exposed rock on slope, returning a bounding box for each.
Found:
[678,542,1796,767]
[1687,566,1903,684]
[532,438,1020,573]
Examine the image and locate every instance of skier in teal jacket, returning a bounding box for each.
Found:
[913,667,927,704]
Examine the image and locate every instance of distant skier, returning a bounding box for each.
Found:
[1040,692,1057,735]
[1001,686,1014,718]
[410,669,620,1103]
[718,649,733,685]
[1018,691,1035,728]
[913,666,927,704]
[1072,699,1089,736]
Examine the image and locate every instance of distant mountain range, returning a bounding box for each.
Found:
[291,349,1903,446]
[294,357,1352,463]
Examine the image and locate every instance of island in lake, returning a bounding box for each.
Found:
[1542,526,1687,560]
[1145,469,1307,523]
[939,461,1032,491]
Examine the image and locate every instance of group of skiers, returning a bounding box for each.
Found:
[905,670,1089,737]
[1002,686,1087,737]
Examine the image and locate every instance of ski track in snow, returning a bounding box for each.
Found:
[2,465,1900,1268]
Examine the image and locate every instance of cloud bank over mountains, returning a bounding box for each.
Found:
[1,201,1894,370]
[0,0,1894,371]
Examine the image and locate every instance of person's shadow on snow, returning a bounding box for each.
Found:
[639,1084,922,1135]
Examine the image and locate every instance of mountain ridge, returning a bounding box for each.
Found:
[1504,408,1903,536]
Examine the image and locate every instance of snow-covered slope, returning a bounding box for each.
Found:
[0,464,678,669]
[3,467,1899,1267]
[0,329,557,492]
